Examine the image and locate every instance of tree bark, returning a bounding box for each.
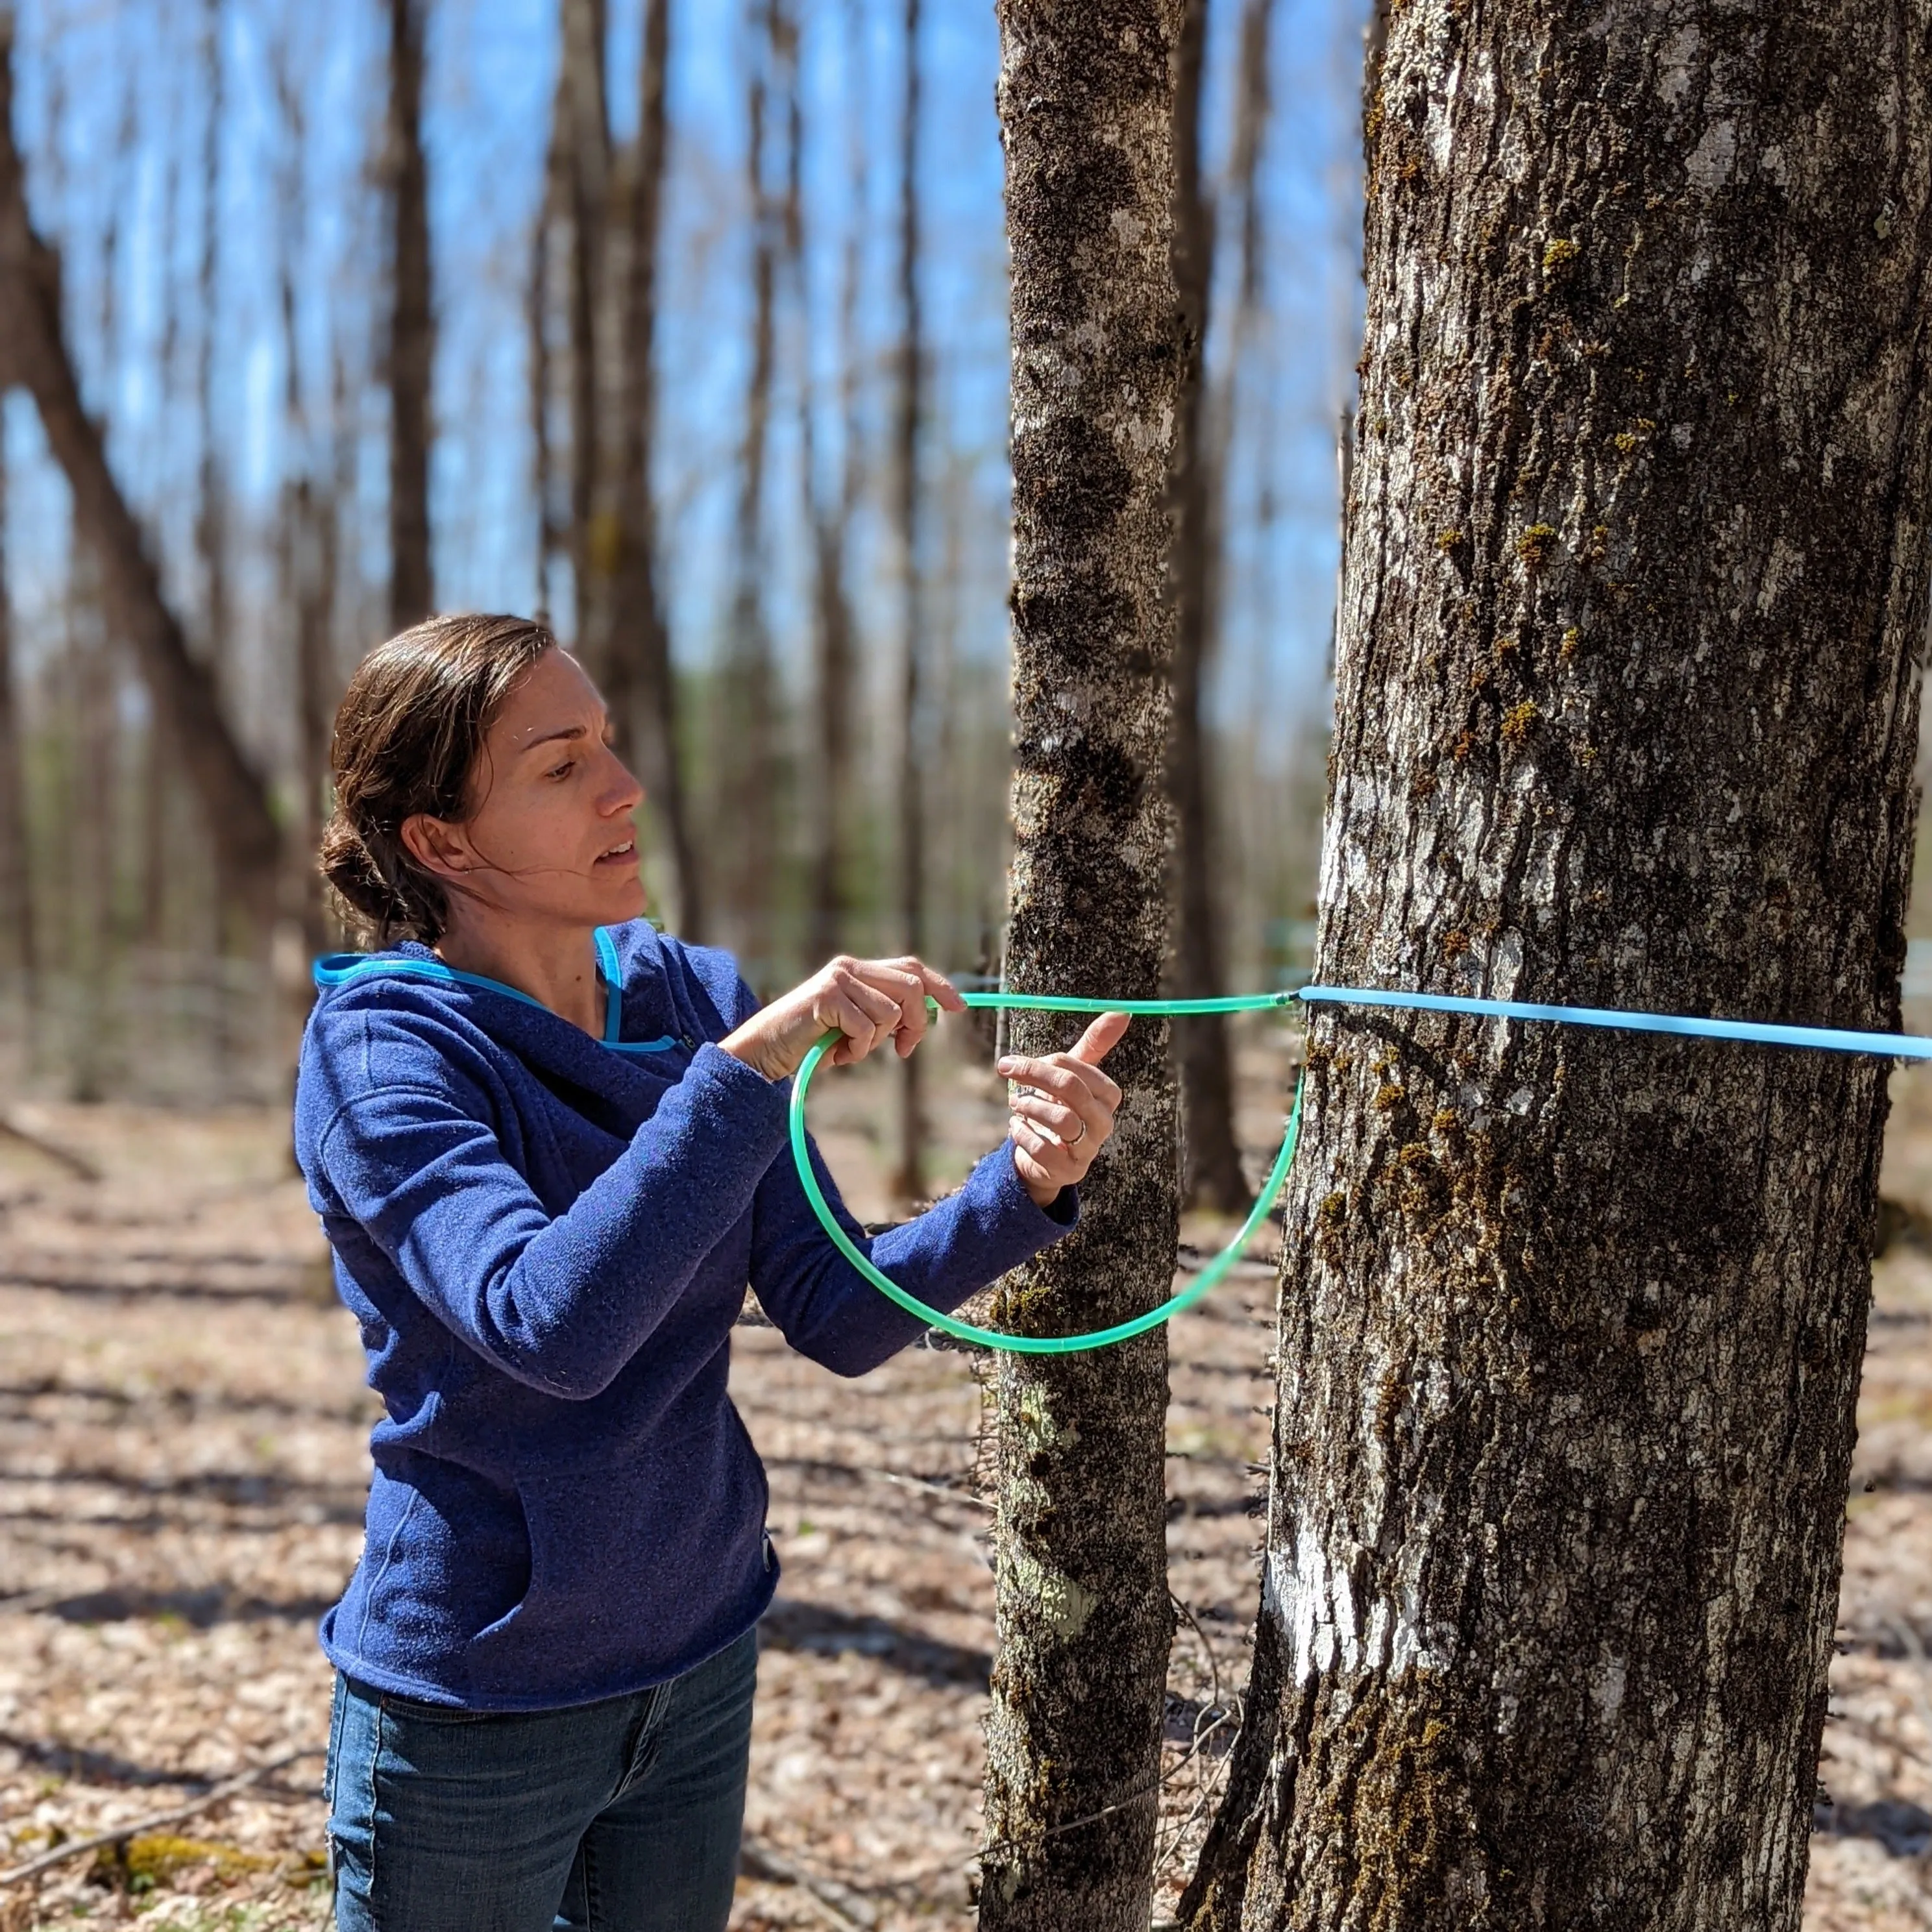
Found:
[530,106,563,626]
[1167,0,1251,1214]
[1182,6,1932,1927]
[718,0,779,973]
[980,6,1186,1927]
[386,0,434,630]
[559,0,609,655]
[891,0,927,1197]
[607,0,703,942]
[194,0,228,696]
[801,0,859,968]
[0,421,31,987]
[0,18,281,935]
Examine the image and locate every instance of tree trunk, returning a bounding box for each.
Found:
[1180,8,1932,1928]
[530,108,563,626]
[803,286,859,969]
[0,17,282,936]
[720,0,778,973]
[607,0,703,942]
[195,0,228,692]
[559,0,609,657]
[1167,0,1251,1214]
[980,6,1186,1927]
[892,0,926,1197]
[0,425,32,988]
[386,0,434,631]
[801,0,858,968]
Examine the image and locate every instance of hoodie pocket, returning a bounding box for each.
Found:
[465,1417,770,1699]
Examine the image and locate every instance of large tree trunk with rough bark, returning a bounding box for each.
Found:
[1181,6,1932,1928]
[386,0,434,630]
[979,5,1186,1927]
[1168,0,1251,1215]
[0,18,281,936]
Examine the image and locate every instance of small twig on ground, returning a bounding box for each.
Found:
[1890,1618,1932,1782]
[739,1839,879,1930]
[0,1747,324,1889]
[862,1467,994,1513]
[0,1115,100,1184]
[0,1587,67,1619]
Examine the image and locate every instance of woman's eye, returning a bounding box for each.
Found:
[547,761,574,781]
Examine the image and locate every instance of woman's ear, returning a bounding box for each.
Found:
[399,812,476,881]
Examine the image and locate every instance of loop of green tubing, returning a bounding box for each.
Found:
[788,990,1303,1354]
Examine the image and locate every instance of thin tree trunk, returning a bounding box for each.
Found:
[1167,0,1251,1214]
[0,18,280,935]
[0,428,32,990]
[530,106,563,626]
[273,49,334,957]
[610,0,703,940]
[67,601,112,1103]
[386,0,434,631]
[803,0,861,968]
[979,6,1186,1927]
[1180,8,1932,1927]
[194,0,228,691]
[559,0,609,656]
[722,0,778,972]
[890,0,925,1196]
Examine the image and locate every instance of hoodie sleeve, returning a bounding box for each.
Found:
[313,1037,790,1399]
[746,1130,1078,1377]
[655,944,1081,1374]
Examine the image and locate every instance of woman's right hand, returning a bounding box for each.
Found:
[720,956,966,1082]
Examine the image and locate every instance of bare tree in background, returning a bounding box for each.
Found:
[273,42,339,955]
[1166,0,1250,1212]
[610,0,702,939]
[530,114,563,625]
[0,15,281,937]
[532,0,700,936]
[193,0,228,694]
[891,0,927,1196]
[1182,3,1932,1924]
[980,3,1186,1925]
[386,0,434,630]
[559,0,608,645]
[717,0,780,972]
[0,413,32,992]
[802,0,864,968]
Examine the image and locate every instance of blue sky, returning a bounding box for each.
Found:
[3,0,1367,778]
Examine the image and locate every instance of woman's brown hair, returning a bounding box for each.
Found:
[320,613,556,947]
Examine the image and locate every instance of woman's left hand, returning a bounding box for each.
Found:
[997,1012,1130,1210]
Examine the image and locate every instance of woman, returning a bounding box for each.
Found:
[296,613,1125,1932]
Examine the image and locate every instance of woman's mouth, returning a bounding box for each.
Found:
[594,838,637,869]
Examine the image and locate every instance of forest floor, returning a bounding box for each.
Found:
[0,1020,1926,1930]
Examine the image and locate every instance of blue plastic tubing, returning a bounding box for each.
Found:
[789,984,1932,1354]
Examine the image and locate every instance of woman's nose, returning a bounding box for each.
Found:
[600,744,644,814]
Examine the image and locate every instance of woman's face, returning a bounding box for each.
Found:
[400,647,647,935]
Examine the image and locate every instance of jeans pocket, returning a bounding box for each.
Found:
[376,1689,491,1726]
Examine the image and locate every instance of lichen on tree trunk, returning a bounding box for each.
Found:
[1182,5,1932,1928]
[981,5,1187,1927]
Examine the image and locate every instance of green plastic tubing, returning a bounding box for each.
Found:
[787,990,1302,1354]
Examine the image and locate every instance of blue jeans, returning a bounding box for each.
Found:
[324,1627,757,1931]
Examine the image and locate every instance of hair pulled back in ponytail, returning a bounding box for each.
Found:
[320,613,556,947]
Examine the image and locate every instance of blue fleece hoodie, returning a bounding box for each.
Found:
[293,920,1074,1711]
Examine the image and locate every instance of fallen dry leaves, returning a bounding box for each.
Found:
[0,1031,1924,1928]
